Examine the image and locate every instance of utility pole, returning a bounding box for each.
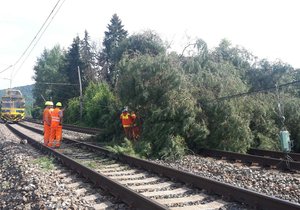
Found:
[78,66,83,121]
[40,94,46,102]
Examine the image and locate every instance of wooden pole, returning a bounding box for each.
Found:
[78,66,83,121]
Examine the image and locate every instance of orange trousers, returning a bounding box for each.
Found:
[132,126,140,140]
[49,125,62,147]
[44,123,51,146]
[123,127,132,140]
[57,125,62,141]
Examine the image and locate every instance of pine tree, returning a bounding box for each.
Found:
[99,14,128,86]
[80,30,98,83]
[113,31,166,63]
[117,54,209,157]
[61,36,85,104]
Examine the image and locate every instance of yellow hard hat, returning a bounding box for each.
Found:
[56,102,62,107]
[45,101,53,106]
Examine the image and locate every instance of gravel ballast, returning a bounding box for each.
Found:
[153,155,300,204]
[3,121,299,208]
[0,123,126,209]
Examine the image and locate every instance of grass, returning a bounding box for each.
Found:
[82,160,98,169]
[32,156,55,171]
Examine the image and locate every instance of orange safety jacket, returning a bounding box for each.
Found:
[120,112,132,128]
[51,108,63,127]
[43,108,52,126]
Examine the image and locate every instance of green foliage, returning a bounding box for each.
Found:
[206,101,253,153]
[158,135,187,161]
[180,39,208,74]
[99,14,128,86]
[113,31,166,63]
[246,60,294,91]
[83,82,120,133]
[103,14,128,58]
[246,95,280,150]
[64,82,121,140]
[80,30,98,83]
[32,45,66,107]
[283,97,300,152]
[117,54,208,157]
[32,33,102,109]
[31,106,43,119]
[32,157,54,171]
[106,139,137,156]
[82,161,97,169]
[64,97,80,123]
[30,22,300,157]
[61,36,85,104]
[134,140,152,158]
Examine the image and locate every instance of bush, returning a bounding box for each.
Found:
[31,106,42,119]
[64,97,80,123]
[83,82,121,137]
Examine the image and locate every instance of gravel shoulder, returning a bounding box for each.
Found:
[153,155,300,204]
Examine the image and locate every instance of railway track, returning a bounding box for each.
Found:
[248,148,300,162]
[23,118,300,171]
[199,148,300,171]
[23,118,103,135]
[6,123,300,210]
[20,120,300,172]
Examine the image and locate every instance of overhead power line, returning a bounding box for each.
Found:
[36,82,79,86]
[210,80,300,102]
[0,0,63,77]
[14,0,61,66]
[12,0,66,79]
[0,65,13,74]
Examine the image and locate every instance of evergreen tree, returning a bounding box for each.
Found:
[110,31,166,87]
[32,30,300,155]
[80,30,98,83]
[117,54,209,158]
[32,45,65,106]
[61,36,85,104]
[99,14,128,86]
[246,59,294,91]
[113,31,166,63]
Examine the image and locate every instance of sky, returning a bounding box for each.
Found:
[0,0,300,90]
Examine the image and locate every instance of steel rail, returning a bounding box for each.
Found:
[248,148,300,162]
[23,118,102,135]
[60,123,103,135]
[64,141,300,210]
[200,148,300,171]
[6,123,168,210]
[15,123,300,210]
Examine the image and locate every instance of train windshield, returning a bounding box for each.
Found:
[1,97,25,108]
[1,102,12,108]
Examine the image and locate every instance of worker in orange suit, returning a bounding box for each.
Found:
[120,107,133,140]
[131,111,140,140]
[56,103,64,143]
[49,102,63,148]
[43,101,53,146]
